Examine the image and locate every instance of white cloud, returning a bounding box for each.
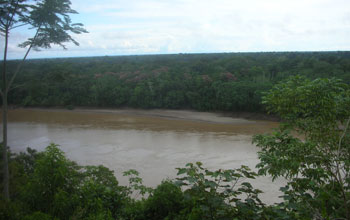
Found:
[2,0,350,59]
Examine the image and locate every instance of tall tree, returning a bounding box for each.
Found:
[253,76,350,219]
[0,0,87,200]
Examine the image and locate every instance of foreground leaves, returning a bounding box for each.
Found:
[254,76,350,219]
[0,144,291,220]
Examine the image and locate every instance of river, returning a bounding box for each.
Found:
[4,108,285,203]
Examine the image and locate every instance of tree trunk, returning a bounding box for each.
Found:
[2,26,9,200]
[2,93,9,200]
[1,22,38,202]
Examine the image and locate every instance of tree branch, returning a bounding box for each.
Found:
[338,117,350,155]
[2,26,9,94]
[0,18,6,27]
[7,27,41,92]
[8,82,26,91]
[6,0,20,28]
[9,22,29,30]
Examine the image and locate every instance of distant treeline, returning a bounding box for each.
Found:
[5,51,350,112]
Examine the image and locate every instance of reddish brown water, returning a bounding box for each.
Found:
[3,108,284,203]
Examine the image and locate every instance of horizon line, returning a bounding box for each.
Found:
[5,49,350,61]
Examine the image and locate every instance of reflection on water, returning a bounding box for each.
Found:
[3,109,284,203]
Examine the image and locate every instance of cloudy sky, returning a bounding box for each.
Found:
[2,0,350,59]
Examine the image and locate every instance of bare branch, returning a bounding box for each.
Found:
[9,22,29,30]
[337,117,350,156]
[8,82,26,91]
[0,18,6,27]
[7,26,41,92]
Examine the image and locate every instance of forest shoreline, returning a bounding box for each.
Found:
[10,106,279,123]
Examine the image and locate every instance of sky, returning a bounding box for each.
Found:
[2,0,350,59]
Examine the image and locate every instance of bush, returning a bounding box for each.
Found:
[143,181,184,219]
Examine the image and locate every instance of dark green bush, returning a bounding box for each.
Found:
[143,181,184,219]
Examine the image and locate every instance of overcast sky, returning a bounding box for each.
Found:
[2,0,350,59]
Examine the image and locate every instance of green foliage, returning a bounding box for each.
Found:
[143,181,184,220]
[0,144,130,219]
[23,211,55,220]
[4,0,89,50]
[0,198,27,220]
[73,166,123,219]
[175,162,269,219]
[20,143,81,219]
[253,75,350,219]
[123,169,153,198]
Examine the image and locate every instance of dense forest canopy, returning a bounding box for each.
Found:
[4,51,350,112]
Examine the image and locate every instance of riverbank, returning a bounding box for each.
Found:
[10,106,279,124]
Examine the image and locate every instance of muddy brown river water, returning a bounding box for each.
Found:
[4,108,285,203]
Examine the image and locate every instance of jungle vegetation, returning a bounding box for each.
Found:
[5,51,350,112]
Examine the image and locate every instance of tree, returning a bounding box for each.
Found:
[253,76,350,219]
[0,0,87,199]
